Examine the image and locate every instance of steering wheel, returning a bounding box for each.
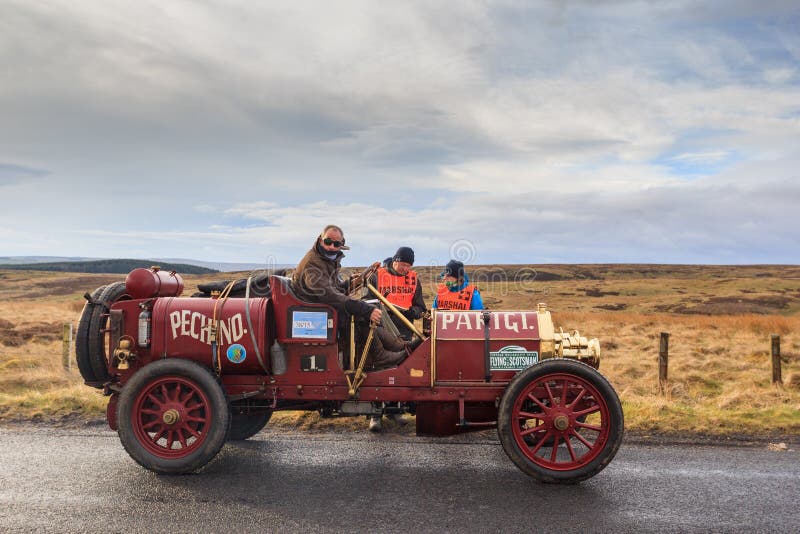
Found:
[360,261,380,284]
[348,261,381,296]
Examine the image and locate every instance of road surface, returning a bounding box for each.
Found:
[0,426,797,532]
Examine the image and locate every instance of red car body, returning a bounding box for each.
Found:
[78,267,623,483]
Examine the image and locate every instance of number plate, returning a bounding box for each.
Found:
[291,311,329,338]
[300,354,326,372]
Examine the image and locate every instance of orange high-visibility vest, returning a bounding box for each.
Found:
[435,284,475,310]
[377,267,418,309]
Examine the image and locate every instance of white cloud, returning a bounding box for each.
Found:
[0,1,798,264]
[671,151,729,163]
[763,67,796,85]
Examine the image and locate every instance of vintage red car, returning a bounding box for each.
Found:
[77,266,623,484]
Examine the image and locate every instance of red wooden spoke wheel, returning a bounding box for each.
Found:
[498,359,623,484]
[117,359,230,474]
[513,373,607,469]
[132,376,212,457]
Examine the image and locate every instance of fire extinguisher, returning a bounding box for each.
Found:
[138,304,152,347]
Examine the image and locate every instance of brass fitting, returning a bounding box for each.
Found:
[162,409,180,425]
[113,337,135,370]
[554,415,569,431]
[554,328,601,367]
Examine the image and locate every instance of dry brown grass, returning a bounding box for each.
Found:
[1,266,798,437]
[578,312,800,436]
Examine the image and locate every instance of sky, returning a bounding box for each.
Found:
[1,0,799,267]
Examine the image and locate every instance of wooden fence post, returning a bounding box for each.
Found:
[62,323,73,370]
[771,334,782,385]
[659,332,669,393]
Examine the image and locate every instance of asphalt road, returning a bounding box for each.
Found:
[0,426,798,533]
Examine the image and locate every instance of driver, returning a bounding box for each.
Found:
[291,224,407,370]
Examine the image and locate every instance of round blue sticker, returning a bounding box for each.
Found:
[226,344,247,364]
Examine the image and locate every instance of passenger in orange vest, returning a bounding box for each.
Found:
[369,246,427,341]
[432,260,484,310]
[367,247,427,432]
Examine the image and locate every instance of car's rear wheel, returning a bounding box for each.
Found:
[117,359,230,474]
[498,359,623,484]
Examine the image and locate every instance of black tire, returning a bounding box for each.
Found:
[86,282,129,384]
[498,359,623,484]
[75,285,106,385]
[117,359,231,474]
[228,410,272,441]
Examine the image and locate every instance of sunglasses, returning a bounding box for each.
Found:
[322,237,346,248]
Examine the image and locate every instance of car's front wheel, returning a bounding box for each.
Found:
[498,359,623,484]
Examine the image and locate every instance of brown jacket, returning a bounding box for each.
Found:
[291,240,374,319]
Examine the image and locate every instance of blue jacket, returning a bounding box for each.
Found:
[432,273,484,310]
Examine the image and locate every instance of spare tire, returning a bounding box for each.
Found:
[82,282,130,387]
[75,285,106,385]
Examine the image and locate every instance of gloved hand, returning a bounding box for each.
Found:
[422,311,432,336]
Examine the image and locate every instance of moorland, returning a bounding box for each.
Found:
[1,264,798,440]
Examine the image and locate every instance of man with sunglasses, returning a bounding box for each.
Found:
[291,224,408,370]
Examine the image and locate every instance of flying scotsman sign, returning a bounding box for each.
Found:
[490,345,539,371]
